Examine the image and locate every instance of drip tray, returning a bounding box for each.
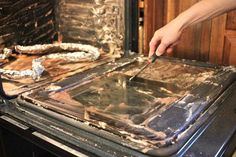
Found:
[19,57,236,152]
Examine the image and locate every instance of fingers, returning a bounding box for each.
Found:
[155,42,169,56]
[166,47,174,54]
[149,30,180,57]
[149,32,161,57]
[166,43,177,54]
[156,41,179,55]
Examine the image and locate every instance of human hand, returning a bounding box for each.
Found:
[149,19,183,57]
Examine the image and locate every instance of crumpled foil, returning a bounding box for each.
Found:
[0,43,100,80]
[0,48,13,59]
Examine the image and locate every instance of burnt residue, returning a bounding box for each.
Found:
[0,0,57,50]
[71,74,180,124]
[56,0,125,54]
[124,59,215,91]
[0,0,128,95]
[0,53,112,96]
[0,43,101,79]
[20,57,236,149]
[0,0,125,54]
[44,62,214,145]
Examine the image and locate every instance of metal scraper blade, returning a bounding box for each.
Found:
[129,53,159,82]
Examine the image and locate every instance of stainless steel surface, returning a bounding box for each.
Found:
[129,53,159,81]
[129,62,150,81]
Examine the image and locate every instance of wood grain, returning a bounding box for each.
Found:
[209,14,227,64]
[223,35,236,65]
[226,11,236,30]
[174,0,199,59]
[142,0,236,65]
[143,0,164,55]
[199,20,212,61]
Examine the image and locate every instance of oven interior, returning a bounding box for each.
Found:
[0,0,138,96]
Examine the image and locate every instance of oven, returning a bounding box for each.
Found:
[0,0,235,157]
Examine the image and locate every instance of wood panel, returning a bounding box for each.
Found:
[226,11,236,30]
[228,40,236,65]
[199,20,212,61]
[175,0,199,59]
[209,15,227,64]
[224,36,236,65]
[163,0,179,57]
[165,0,179,23]
[143,0,164,54]
[143,0,236,65]
[223,10,236,65]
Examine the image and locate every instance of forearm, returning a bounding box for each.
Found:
[149,0,236,56]
[175,0,236,31]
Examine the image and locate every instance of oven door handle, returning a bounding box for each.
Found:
[0,75,17,99]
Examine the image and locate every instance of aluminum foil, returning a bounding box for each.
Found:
[0,43,100,80]
[0,48,13,59]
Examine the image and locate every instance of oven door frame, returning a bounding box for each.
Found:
[3,56,235,157]
[124,0,139,55]
[0,76,235,157]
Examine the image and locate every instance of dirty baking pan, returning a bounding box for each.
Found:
[18,56,236,156]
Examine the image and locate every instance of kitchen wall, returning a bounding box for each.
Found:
[143,0,236,65]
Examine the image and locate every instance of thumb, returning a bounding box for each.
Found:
[156,42,168,56]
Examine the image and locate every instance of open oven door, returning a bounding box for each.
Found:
[0,0,235,157]
[1,55,236,157]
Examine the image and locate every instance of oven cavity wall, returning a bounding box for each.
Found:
[0,0,125,55]
[55,0,125,55]
[0,0,57,51]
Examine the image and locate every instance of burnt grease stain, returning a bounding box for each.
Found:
[27,59,223,146]
[70,74,182,125]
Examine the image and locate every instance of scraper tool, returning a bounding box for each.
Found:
[129,53,159,82]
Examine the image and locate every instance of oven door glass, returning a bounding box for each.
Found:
[19,57,236,149]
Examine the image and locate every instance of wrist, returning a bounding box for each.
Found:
[174,11,195,32]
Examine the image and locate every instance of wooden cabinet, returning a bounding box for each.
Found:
[224,12,236,65]
[142,0,236,65]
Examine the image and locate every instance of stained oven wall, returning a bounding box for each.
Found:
[56,0,125,54]
[0,0,126,54]
[0,0,57,51]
